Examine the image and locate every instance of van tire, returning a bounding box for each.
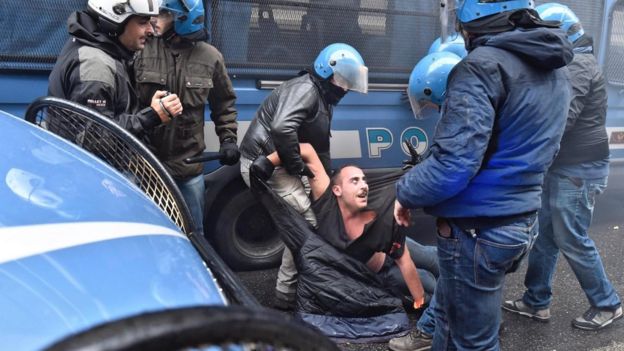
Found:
[211,188,283,271]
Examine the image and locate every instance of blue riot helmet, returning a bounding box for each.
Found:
[428,33,467,58]
[456,0,534,23]
[536,3,584,43]
[407,52,462,119]
[314,43,368,94]
[160,0,206,39]
[440,0,534,40]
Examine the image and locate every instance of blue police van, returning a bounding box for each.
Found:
[1,0,623,270]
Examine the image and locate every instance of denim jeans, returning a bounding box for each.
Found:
[432,214,537,350]
[418,294,437,336]
[523,173,621,310]
[175,174,205,236]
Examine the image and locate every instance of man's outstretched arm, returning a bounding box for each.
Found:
[394,247,426,309]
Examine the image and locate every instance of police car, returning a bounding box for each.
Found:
[0,99,337,351]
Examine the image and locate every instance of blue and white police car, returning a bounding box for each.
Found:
[0,99,337,351]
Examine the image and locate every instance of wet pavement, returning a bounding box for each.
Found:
[237,185,624,350]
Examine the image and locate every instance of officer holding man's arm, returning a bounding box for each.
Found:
[239,43,368,310]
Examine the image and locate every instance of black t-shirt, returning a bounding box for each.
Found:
[311,185,406,263]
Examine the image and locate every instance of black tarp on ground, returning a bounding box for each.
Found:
[249,170,410,342]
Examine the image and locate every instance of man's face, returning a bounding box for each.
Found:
[118,15,154,51]
[152,10,174,36]
[333,166,369,211]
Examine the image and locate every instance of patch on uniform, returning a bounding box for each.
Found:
[87,98,107,107]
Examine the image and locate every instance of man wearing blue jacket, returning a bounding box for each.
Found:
[394,0,573,349]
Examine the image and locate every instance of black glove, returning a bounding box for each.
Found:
[219,139,240,166]
[300,164,315,179]
[250,155,275,182]
[284,159,315,179]
[402,139,423,170]
[284,158,305,175]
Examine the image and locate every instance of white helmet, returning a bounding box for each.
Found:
[87,0,160,36]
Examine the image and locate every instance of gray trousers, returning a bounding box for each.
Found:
[240,157,317,295]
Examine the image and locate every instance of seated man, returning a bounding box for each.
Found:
[314,164,437,304]
[253,143,438,309]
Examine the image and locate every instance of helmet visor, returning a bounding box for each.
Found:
[440,0,459,42]
[408,92,441,120]
[332,58,369,94]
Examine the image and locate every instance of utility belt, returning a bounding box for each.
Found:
[442,211,537,238]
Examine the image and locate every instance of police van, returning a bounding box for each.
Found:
[1,0,623,270]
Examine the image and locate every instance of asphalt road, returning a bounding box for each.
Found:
[236,186,624,351]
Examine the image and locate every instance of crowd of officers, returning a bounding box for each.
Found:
[47,0,621,350]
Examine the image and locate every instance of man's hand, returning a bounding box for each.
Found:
[394,200,411,227]
[151,90,182,123]
[300,165,315,179]
[284,159,315,179]
[402,139,423,170]
[412,280,426,309]
[413,295,426,310]
[219,139,240,165]
[250,155,275,182]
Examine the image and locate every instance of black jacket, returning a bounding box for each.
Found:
[48,11,160,137]
[553,35,609,166]
[240,72,332,175]
[135,36,238,179]
[249,172,409,341]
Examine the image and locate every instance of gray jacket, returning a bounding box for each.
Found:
[48,11,160,138]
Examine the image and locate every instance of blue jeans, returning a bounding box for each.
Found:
[175,174,206,236]
[418,294,437,336]
[523,173,620,310]
[433,215,537,350]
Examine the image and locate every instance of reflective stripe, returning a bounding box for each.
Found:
[331,130,362,159]
[0,222,186,264]
[78,46,116,87]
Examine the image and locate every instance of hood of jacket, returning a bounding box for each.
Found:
[471,27,573,70]
[67,11,134,61]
